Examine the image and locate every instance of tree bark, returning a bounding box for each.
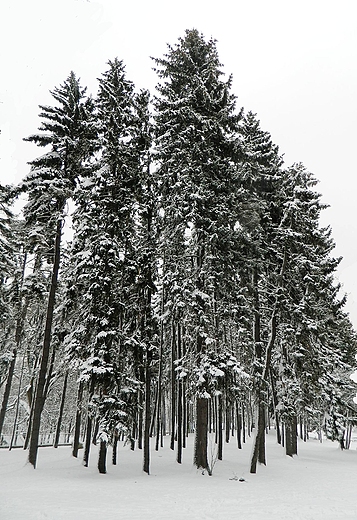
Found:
[285,415,298,457]
[236,402,242,449]
[9,354,26,450]
[170,322,176,451]
[83,377,95,466]
[250,250,286,474]
[217,395,223,461]
[176,324,183,464]
[0,256,28,440]
[194,397,209,472]
[270,368,281,444]
[72,380,84,458]
[143,352,151,474]
[98,437,107,474]
[54,372,68,448]
[28,219,62,468]
[225,400,230,444]
[155,283,165,452]
[112,430,119,465]
[250,401,266,473]
[0,350,17,441]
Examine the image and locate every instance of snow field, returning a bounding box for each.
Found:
[0,431,356,520]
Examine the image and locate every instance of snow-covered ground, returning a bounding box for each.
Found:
[0,431,356,520]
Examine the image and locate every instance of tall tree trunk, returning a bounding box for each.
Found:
[28,219,62,468]
[0,350,17,441]
[24,383,36,450]
[193,236,209,472]
[194,397,209,472]
[98,435,107,474]
[143,354,151,474]
[176,324,183,464]
[250,264,266,473]
[236,402,242,450]
[182,380,187,449]
[149,383,158,438]
[285,415,298,457]
[92,417,99,445]
[270,368,281,444]
[112,429,119,465]
[137,388,143,450]
[250,401,266,473]
[53,372,68,448]
[0,256,28,440]
[72,380,84,458]
[250,251,286,474]
[217,394,223,461]
[170,321,176,451]
[155,282,165,452]
[225,399,230,444]
[9,354,26,450]
[83,377,95,466]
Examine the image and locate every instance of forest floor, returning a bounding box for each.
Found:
[0,430,356,519]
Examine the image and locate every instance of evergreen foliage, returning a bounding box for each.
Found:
[0,29,356,477]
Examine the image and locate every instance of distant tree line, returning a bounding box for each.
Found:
[0,29,356,475]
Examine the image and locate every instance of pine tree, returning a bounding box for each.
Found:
[274,163,357,452]
[238,112,285,473]
[0,185,20,441]
[20,72,96,468]
[63,60,150,473]
[153,29,242,472]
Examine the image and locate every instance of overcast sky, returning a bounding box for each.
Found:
[1,0,357,325]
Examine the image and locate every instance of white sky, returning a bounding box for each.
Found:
[1,0,357,325]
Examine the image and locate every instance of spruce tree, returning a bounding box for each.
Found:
[153,29,242,472]
[63,60,151,472]
[21,72,95,468]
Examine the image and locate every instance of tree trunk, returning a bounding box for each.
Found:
[170,322,176,451]
[250,252,286,474]
[98,436,107,474]
[28,219,62,468]
[155,288,164,452]
[236,402,242,449]
[0,253,28,440]
[142,353,151,474]
[72,380,84,458]
[0,349,17,440]
[112,430,119,465]
[270,368,281,444]
[182,381,187,449]
[137,388,143,450]
[194,397,209,472]
[9,354,26,450]
[83,413,93,467]
[92,417,99,445]
[24,385,36,450]
[176,324,183,464]
[53,372,68,448]
[225,400,230,444]
[83,377,95,466]
[285,416,298,457]
[250,400,266,473]
[217,395,223,461]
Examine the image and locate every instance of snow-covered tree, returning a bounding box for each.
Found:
[20,71,96,468]
[153,29,244,472]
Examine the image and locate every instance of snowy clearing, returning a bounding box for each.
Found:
[0,432,356,520]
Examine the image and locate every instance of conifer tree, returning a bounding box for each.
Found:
[239,112,285,473]
[274,164,357,451]
[63,60,152,473]
[153,29,242,472]
[0,185,20,440]
[21,72,96,468]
